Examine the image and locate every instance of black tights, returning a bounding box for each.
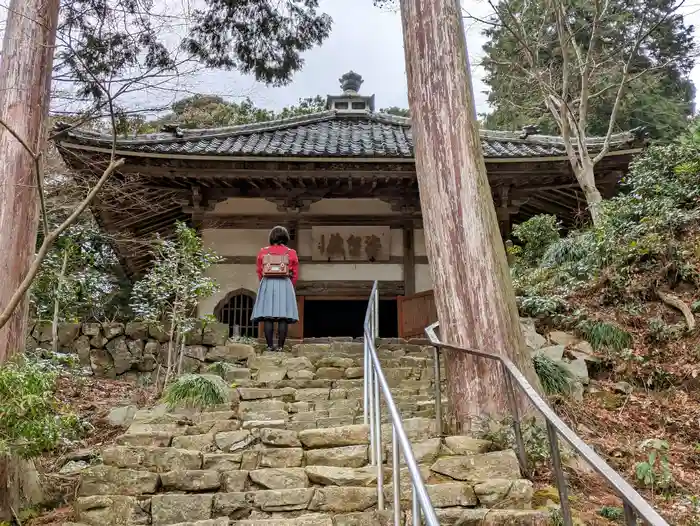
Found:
[263,320,288,350]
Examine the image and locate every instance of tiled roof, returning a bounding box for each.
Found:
[53,110,645,160]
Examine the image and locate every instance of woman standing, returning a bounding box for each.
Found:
[251,226,299,351]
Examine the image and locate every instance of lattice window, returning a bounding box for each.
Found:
[215,291,258,338]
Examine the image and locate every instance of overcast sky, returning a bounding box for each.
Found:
[2,0,700,119]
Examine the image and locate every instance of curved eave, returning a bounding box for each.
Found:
[54,139,644,165]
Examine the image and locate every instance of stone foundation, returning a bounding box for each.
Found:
[26,320,232,379]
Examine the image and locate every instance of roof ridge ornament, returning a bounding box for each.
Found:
[339,71,363,94]
[519,124,539,139]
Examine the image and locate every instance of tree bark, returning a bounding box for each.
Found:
[0,0,61,364]
[399,0,542,431]
[576,162,603,225]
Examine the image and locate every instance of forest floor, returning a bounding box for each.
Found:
[533,286,700,525]
[22,376,157,525]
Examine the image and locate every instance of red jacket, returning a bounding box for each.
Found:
[256,245,299,286]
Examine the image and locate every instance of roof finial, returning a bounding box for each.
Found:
[339,71,363,94]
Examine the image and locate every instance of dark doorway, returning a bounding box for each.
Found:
[303,299,398,338]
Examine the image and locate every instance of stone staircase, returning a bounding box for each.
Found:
[68,340,549,526]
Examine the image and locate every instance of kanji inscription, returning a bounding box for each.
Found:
[312,226,391,261]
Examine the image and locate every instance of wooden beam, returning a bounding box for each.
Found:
[201,215,423,229]
[218,255,430,265]
[295,280,404,297]
[403,223,416,296]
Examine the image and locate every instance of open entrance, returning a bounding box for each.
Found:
[303,298,398,338]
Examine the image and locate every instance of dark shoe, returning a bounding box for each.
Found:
[266,346,276,352]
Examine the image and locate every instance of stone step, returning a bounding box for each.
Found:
[68,506,549,526]
[80,417,535,526]
[74,488,540,526]
[87,438,521,494]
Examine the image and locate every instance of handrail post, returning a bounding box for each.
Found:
[546,421,573,526]
[374,359,384,509]
[373,289,379,341]
[412,484,420,526]
[364,334,369,425]
[503,362,528,476]
[392,426,401,526]
[368,340,376,465]
[432,346,443,436]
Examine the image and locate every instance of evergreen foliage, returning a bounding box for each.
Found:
[510,120,700,300]
[130,222,222,384]
[0,358,81,458]
[57,0,333,102]
[481,0,695,140]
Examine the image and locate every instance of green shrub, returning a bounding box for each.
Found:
[509,125,700,315]
[598,506,624,520]
[0,359,82,458]
[162,373,230,409]
[635,438,673,490]
[647,318,683,342]
[517,294,569,318]
[512,215,561,267]
[532,354,572,395]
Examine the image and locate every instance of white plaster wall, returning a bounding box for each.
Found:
[300,263,403,282]
[414,229,427,256]
[297,229,312,257]
[199,264,259,315]
[415,264,433,293]
[306,199,398,215]
[202,229,269,256]
[390,229,403,257]
[213,198,283,215]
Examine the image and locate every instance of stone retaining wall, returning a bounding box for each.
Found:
[26,320,232,379]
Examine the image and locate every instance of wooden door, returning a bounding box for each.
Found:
[257,295,304,340]
[397,290,437,339]
[289,296,304,339]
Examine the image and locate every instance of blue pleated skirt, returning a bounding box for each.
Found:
[251,277,299,323]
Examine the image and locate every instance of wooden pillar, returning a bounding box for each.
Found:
[496,186,513,240]
[288,219,303,340]
[289,219,300,250]
[403,222,416,296]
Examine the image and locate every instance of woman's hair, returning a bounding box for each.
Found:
[268,225,290,246]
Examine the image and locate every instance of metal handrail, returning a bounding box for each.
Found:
[425,321,669,526]
[363,281,439,526]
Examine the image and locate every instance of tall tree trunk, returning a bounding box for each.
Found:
[0,0,61,364]
[399,0,542,431]
[576,161,603,225]
[0,0,60,520]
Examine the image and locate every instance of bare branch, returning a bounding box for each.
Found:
[0,157,125,330]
